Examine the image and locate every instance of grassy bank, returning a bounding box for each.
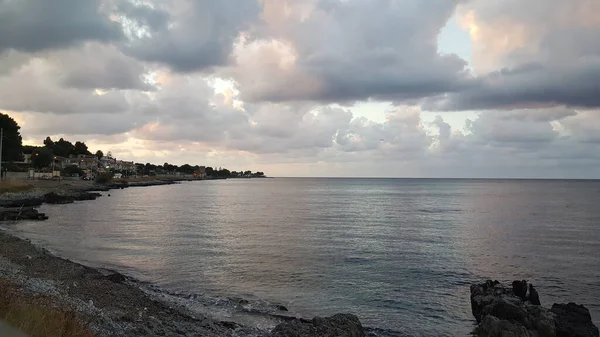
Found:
[0,279,93,337]
[0,181,34,195]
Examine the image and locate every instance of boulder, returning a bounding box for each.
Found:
[73,192,102,201]
[0,207,48,221]
[551,303,599,337]
[43,192,75,204]
[270,314,365,337]
[513,280,528,301]
[471,280,598,337]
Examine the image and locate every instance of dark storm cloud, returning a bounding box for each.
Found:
[122,0,261,72]
[0,0,123,53]
[424,60,600,111]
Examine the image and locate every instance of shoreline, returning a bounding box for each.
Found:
[2,180,598,336]
[0,229,260,336]
[0,179,369,337]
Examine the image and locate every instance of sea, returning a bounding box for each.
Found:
[6,178,600,336]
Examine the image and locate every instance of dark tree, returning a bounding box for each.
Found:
[31,149,53,169]
[0,113,24,162]
[206,167,214,177]
[135,163,145,174]
[180,164,194,174]
[43,136,55,150]
[23,145,41,155]
[74,141,91,155]
[95,150,104,160]
[52,138,75,157]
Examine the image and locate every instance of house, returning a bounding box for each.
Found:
[67,155,99,170]
[197,166,207,178]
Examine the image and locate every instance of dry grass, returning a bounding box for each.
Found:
[0,280,95,337]
[0,181,34,194]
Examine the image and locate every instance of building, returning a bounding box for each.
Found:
[197,166,206,178]
[115,160,135,172]
[67,155,99,170]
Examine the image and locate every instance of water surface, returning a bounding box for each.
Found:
[9,178,600,336]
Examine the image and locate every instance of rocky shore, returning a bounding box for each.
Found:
[0,180,179,220]
[471,280,599,337]
[0,230,367,337]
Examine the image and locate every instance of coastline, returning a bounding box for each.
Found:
[0,179,368,337]
[2,180,597,336]
[0,229,258,337]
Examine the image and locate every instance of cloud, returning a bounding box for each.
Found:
[433,0,600,110]
[120,0,261,72]
[50,43,153,91]
[0,0,123,53]
[0,58,131,114]
[230,0,470,103]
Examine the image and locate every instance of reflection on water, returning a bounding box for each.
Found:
[9,178,600,336]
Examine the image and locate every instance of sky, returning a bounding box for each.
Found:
[1,0,599,178]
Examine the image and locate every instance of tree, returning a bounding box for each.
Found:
[31,148,53,169]
[206,167,214,177]
[43,136,55,150]
[52,138,75,157]
[95,150,104,160]
[0,113,24,162]
[74,141,91,155]
[106,151,113,159]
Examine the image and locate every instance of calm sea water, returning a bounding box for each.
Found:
[7,178,600,336]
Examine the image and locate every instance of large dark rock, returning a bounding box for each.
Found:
[43,192,75,204]
[0,207,48,221]
[513,280,528,301]
[0,197,44,208]
[270,314,365,337]
[551,303,599,337]
[471,280,598,337]
[73,192,102,201]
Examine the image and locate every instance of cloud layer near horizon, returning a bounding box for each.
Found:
[1,0,599,178]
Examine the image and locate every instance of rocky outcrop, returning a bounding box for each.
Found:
[270,314,365,337]
[43,192,75,204]
[471,280,598,337]
[0,207,48,221]
[551,303,599,337]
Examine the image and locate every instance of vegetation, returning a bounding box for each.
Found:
[0,112,24,162]
[31,148,54,169]
[95,172,114,184]
[0,181,33,194]
[0,279,93,337]
[43,137,92,158]
[0,113,268,178]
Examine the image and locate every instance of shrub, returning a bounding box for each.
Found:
[95,172,114,184]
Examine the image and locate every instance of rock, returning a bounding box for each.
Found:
[276,304,289,312]
[477,315,530,337]
[551,303,599,337]
[0,198,43,208]
[43,192,75,204]
[270,313,365,337]
[471,280,598,337]
[0,207,48,221]
[528,284,541,306]
[73,192,102,201]
[513,280,528,301]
